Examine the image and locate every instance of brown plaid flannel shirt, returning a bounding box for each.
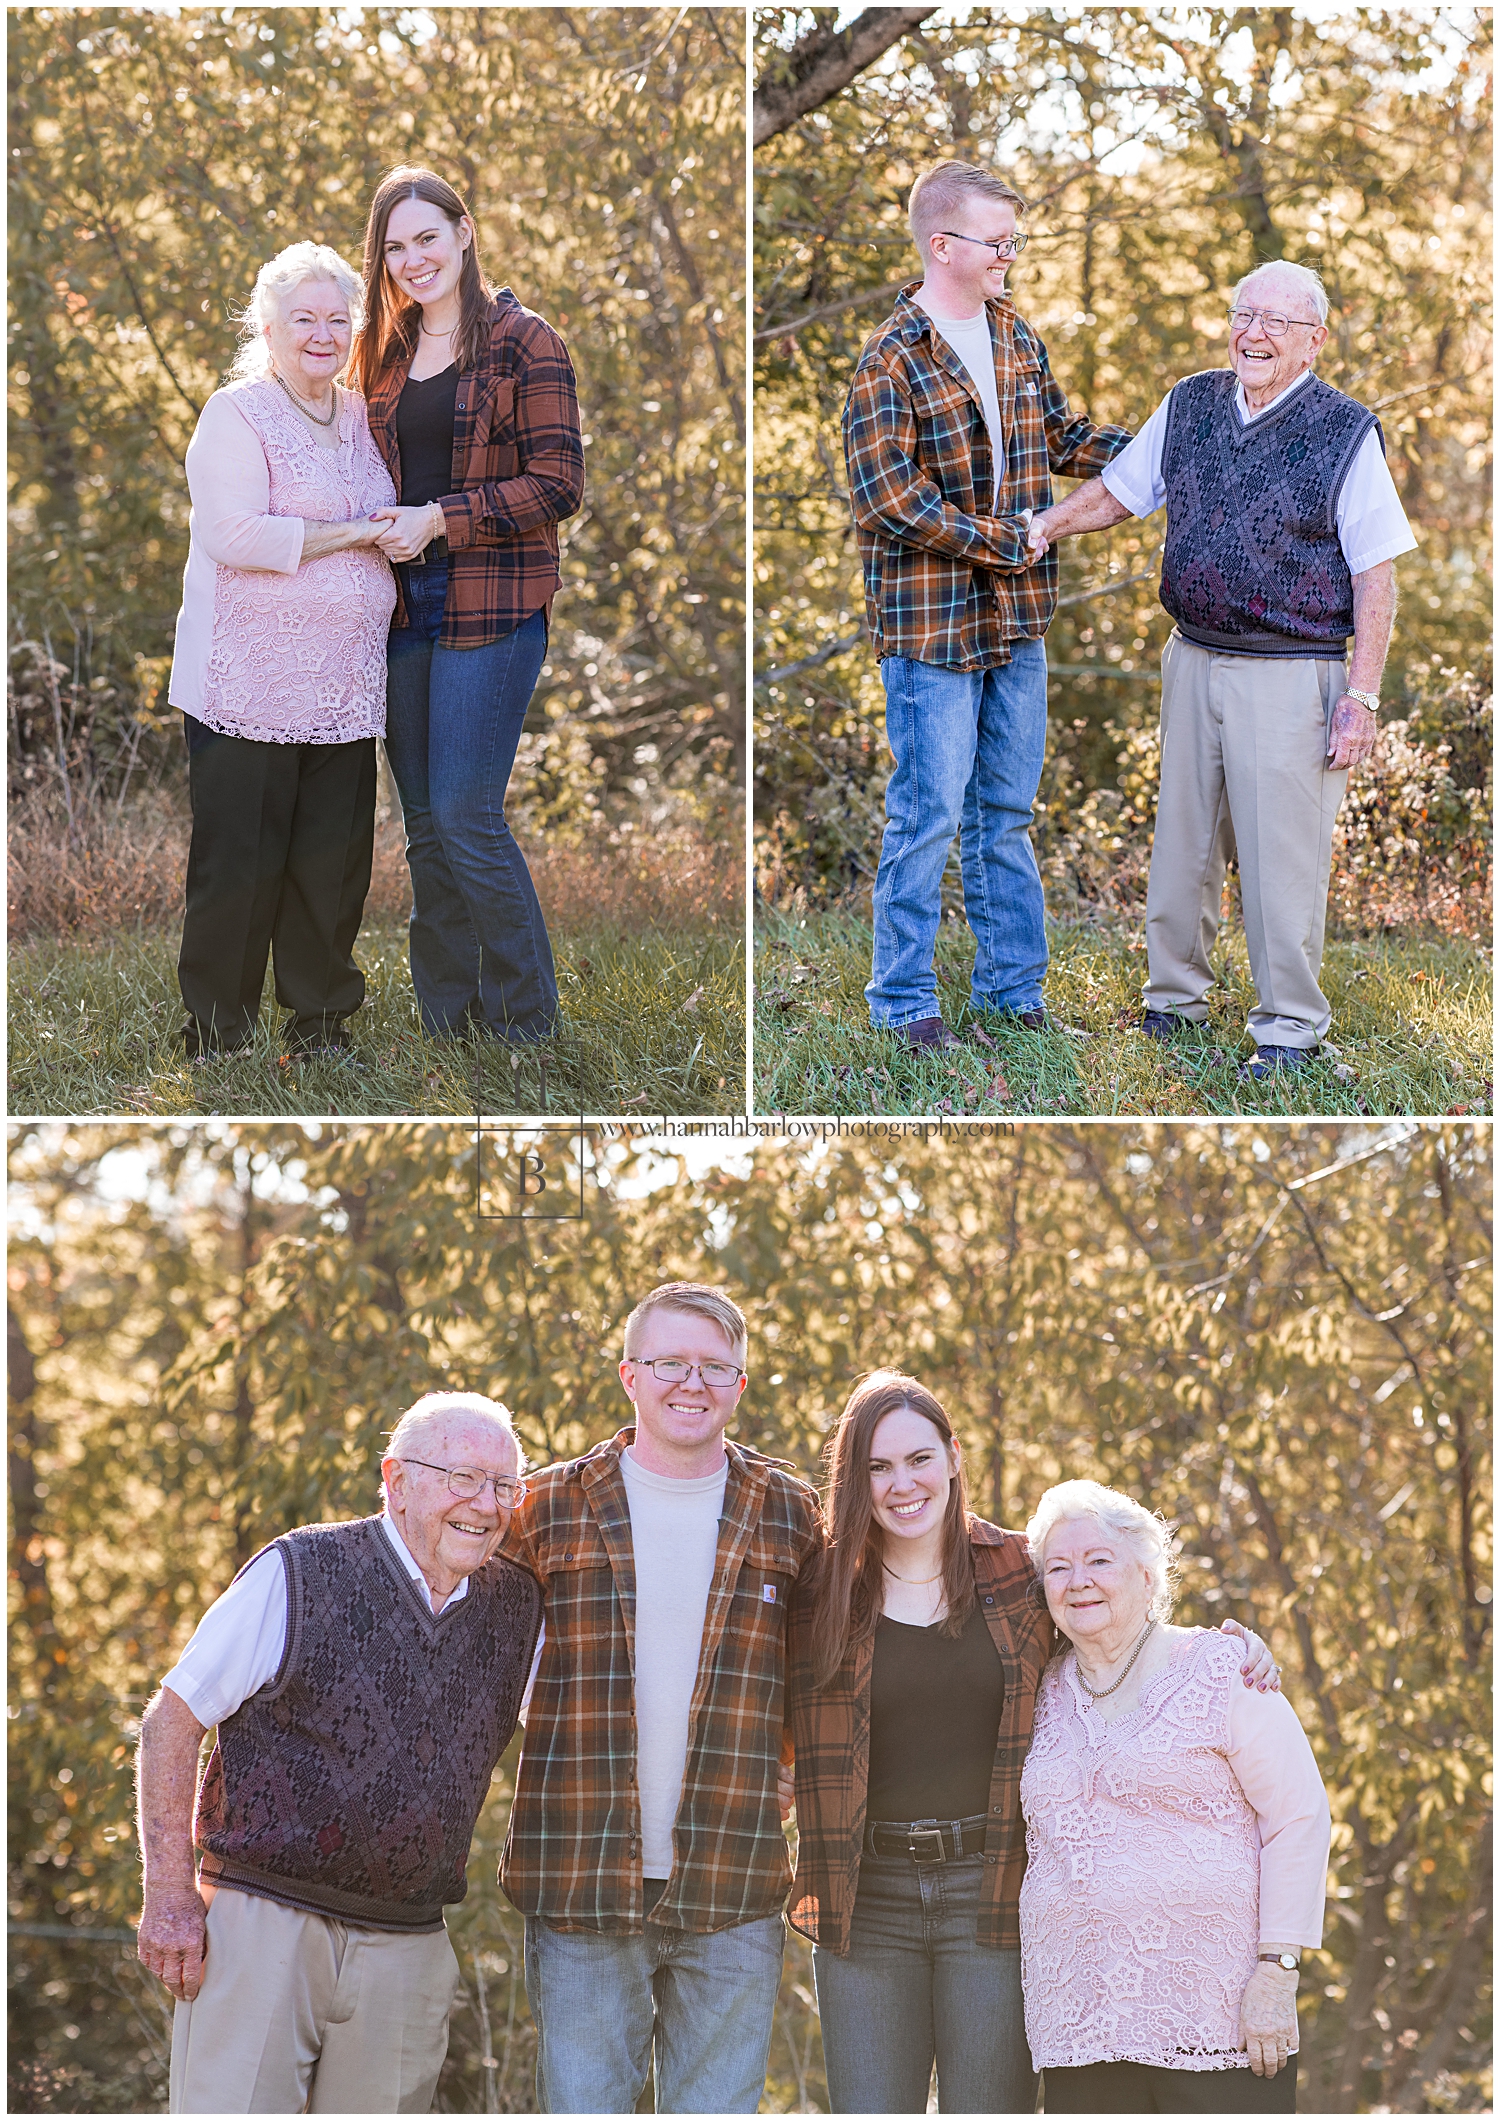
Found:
[843,283,1132,671]
[785,1519,1056,1955]
[363,288,584,650]
[498,1429,823,1935]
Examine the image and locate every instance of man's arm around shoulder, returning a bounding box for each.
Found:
[136,1685,211,2002]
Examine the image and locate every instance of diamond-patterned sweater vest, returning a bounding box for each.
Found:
[1159,368,1382,659]
[195,1517,542,1931]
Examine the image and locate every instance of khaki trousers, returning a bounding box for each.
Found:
[1143,631,1348,1049]
[169,1884,460,2114]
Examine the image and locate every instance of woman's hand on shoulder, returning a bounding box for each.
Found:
[1219,1617,1281,1692]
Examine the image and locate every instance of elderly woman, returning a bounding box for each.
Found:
[1021,1480,1332,2113]
[168,242,397,1061]
[785,1376,1280,2115]
[348,165,585,1047]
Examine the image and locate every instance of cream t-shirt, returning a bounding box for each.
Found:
[915,293,1007,508]
[621,1447,728,1878]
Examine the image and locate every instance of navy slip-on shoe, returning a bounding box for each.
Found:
[1238,1043,1315,1082]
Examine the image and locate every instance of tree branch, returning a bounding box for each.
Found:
[753,8,938,148]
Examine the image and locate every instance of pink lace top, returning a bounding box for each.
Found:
[1019,1628,1330,2073]
[169,380,397,743]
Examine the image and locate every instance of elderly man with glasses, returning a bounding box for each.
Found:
[135,1392,540,2113]
[497,1280,822,2113]
[1030,259,1416,1079]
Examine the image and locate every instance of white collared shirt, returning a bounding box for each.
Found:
[161,1508,468,1728]
[1101,367,1417,573]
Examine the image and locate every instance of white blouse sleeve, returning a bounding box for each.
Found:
[184,392,306,574]
[161,1546,289,1728]
[1224,1679,1332,1948]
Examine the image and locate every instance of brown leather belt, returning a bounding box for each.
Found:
[863,1813,989,1863]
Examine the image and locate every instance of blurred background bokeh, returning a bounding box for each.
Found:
[8,1120,1491,2111]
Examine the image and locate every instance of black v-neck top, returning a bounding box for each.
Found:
[396,363,458,506]
[865,1603,1006,1821]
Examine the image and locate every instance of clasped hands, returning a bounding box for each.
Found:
[350,503,445,563]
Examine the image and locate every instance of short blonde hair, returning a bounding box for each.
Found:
[908,160,1028,257]
[227,240,365,383]
[622,1283,748,1364]
[1025,1479,1179,1622]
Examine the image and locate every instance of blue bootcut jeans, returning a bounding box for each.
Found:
[812,1853,1036,2114]
[866,637,1050,1027]
[383,561,558,1041]
[523,1905,785,2114]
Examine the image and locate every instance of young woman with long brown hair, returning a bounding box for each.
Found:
[349,166,584,1045]
[786,1372,1278,2114]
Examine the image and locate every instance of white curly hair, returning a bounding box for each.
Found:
[226,240,365,383]
[1025,1478,1180,1622]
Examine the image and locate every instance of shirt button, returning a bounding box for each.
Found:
[984,1595,994,1605]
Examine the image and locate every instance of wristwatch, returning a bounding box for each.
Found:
[1259,1952,1301,1971]
[1342,687,1380,712]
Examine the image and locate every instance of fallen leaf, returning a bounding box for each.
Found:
[681,986,704,1013]
[971,1022,997,1049]
[1333,1063,1356,1083]
[986,1071,1012,1103]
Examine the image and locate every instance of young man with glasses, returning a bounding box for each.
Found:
[135,1393,540,2112]
[498,1281,822,2112]
[844,158,1133,1048]
[1028,259,1415,1079]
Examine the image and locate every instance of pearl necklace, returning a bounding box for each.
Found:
[1075,1616,1157,1700]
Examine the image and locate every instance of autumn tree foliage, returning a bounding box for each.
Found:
[9,5,744,822]
[752,7,1492,910]
[8,1121,1490,2111]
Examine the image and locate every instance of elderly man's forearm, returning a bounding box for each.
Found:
[1347,562,1397,692]
[1034,478,1134,543]
[137,1686,209,1888]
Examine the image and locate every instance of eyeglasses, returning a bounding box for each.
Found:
[1228,307,1320,337]
[938,229,1028,260]
[632,1357,746,1388]
[398,1459,527,1507]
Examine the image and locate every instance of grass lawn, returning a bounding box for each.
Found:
[10,917,743,1117]
[755,907,1491,1118]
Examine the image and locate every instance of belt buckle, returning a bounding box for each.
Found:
[907,1825,947,1864]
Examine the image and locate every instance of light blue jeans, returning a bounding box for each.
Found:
[866,638,1050,1027]
[523,1907,785,2113]
[813,1855,1035,2114]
